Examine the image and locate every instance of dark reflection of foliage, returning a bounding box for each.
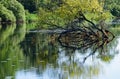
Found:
[0,23,26,79]
[20,32,59,67]
[19,29,118,79]
[0,24,16,44]
[20,31,103,79]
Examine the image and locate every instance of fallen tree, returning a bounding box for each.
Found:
[57,11,115,63]
[58,11,115,50]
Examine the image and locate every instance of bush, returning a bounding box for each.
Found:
[0,3,16,22]
[2,0,25,22]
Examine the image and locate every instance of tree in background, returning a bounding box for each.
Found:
[103,0,120,17]
[18,0,37,13]
[18,0,64,12]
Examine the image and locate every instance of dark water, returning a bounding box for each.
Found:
[0,23,120,79]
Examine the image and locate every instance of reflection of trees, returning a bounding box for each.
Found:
[110,24,120,36]
[0,23,26,79]
[32,61,101,79]
[20,27,119,79]
[19,25,119,79]
[54,30,118,79]
[21,32,59,67]
[0,24,16,44]
[58,27,115,63]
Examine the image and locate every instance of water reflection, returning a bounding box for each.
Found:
[19,29,117,79]
[0,23,120,79]
[0,23,26,79]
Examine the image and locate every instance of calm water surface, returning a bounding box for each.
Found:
[0,23,120,79]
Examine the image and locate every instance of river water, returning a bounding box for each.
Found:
[0,23,120,79]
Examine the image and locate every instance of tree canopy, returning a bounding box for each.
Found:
[37,0,112,29]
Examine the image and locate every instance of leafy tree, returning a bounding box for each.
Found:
[38,0,111,29]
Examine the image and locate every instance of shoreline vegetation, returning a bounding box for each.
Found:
[0,0,120,29]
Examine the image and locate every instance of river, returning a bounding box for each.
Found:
[0,23,120,79]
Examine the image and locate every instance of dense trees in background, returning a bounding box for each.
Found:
[18,0,37,13]
[17,0,120,17]
[0,0,120,25]
[18,0,63,12]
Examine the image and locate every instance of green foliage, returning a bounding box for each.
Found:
[38,7,75,29]
[104,0,120,17]
[2,0,25,22]
[0,0,25,22]
[0,17,1,22]
[0,3,16,22]
[38,0,111,29]
[25,10,38,23]
[38,0,63,10]
[18,0,63,12]
[9,0,25,22]
[0,23,25,79]
[110,5,120,17]
[26,22,38,31]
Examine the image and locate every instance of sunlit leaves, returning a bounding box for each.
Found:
[38,0,111,28]
[65,0,103,13]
